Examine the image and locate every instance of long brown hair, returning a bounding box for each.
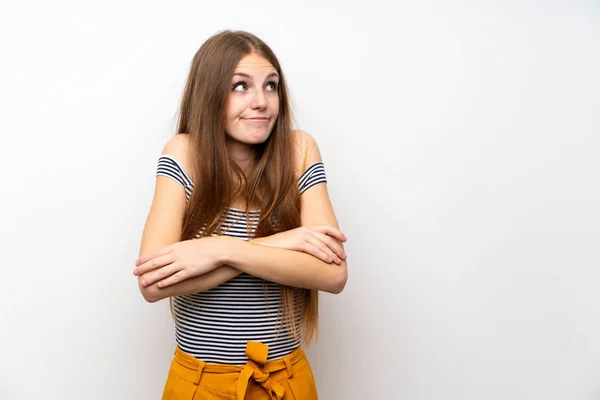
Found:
[174,30,318,343]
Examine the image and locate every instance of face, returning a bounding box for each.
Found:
[224,53,280,147]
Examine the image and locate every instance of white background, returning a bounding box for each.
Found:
[1,1,599,399]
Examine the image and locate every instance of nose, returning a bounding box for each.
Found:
[250,90,268,110]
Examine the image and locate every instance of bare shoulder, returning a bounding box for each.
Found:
[162,133,190,158]
[291,129,321,175]
[291,129,317,152]
[161,133,194,178]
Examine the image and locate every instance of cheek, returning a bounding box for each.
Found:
[226,98,244,120]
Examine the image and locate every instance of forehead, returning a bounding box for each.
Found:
[234,53,277,75]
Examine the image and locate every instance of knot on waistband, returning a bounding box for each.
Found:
[247,362,271,384]
[235,341,285,400]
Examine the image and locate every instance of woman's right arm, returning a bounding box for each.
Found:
[137,135,241,303]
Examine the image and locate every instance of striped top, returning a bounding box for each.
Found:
[156,155,327,364]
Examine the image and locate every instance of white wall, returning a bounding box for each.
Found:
[1,1,599,399]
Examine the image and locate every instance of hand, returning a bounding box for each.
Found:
[133,237,226,288]
[252,225,347,264]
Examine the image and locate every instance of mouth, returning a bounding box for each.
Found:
[241,117,270,125]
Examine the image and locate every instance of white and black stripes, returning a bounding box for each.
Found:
[154,155,327,365]
[298,162,327,194]
[156,155,194,199]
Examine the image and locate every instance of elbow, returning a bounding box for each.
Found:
[326,262,348,295]
[138,281,161,303]
[142,291,160,303]
[330,273,347,294]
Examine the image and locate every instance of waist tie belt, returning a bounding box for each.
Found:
[236,341,284,400]
[173,341,305,400]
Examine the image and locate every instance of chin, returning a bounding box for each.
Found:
[247,133,272,145]
[229,128,273,145]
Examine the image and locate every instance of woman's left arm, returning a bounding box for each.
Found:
[221,229,347,294]
[222,131,347,293]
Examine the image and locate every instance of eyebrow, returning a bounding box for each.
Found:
[232,72,279,80]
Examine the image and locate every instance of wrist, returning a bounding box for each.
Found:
[217,235,240,266]
[249,236,268,246]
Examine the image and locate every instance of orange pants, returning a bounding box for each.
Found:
[162,341,319,400]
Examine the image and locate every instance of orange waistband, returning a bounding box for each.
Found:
[174,343,306,375]
[173,342,306,400]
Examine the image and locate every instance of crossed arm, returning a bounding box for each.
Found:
[135,132,348,303]
[135,227,347,303]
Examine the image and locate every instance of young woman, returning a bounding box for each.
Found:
[133,30,348,400]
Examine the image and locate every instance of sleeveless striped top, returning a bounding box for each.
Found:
[156,155,327,365]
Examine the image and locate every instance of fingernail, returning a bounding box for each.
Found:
[140,279,146,286]
[133,268,138,276]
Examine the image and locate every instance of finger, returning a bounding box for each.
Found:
[322,225,347,241]
[156,270,188,288]
[306,235,340,264]
[134,253,175,276]
[139,262,180,287]
[312,225,347,242]
[312,231,346,260]
[302,242,333,263]
[136,245,172,268]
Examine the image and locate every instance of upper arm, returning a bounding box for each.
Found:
[294,130,340,229]
[139,134,192,257]
[295,130,347,292]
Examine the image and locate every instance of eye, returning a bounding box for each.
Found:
[265,81,278,91]
[232,81,247,92]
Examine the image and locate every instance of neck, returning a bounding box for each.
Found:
[225,137,255,172]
